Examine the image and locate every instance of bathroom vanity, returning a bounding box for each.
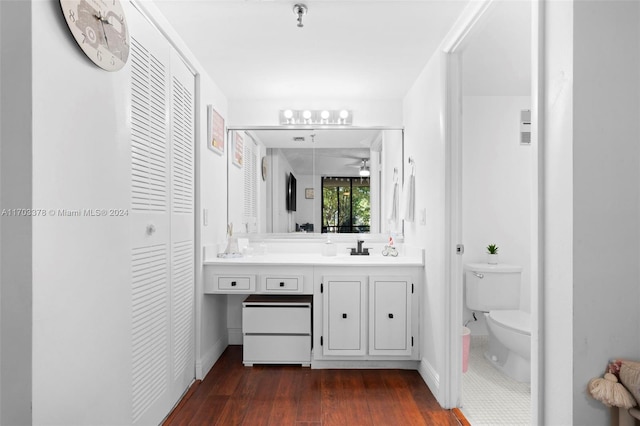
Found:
[203,245,424,368]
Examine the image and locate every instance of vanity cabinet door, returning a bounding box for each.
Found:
[322,276,367,356]
[369,277,412,356]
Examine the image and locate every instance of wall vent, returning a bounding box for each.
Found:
[520,110,531,145]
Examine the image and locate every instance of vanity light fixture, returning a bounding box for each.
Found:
[279,109,353,125]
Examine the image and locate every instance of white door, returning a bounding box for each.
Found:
[322,276,366,356]
[129,8,195,425]
[168,50,195,404]
[130,8,172,425]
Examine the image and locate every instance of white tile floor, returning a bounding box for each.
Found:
[461,335,531,426]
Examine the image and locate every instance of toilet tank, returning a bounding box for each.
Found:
[464,263,522,311]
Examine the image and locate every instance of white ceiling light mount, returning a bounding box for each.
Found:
[293,4,307,28]
[279,109,353,125]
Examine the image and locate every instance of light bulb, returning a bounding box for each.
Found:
[283,109,293,119]
[303,110,312,119]
[321,110,330,120]
[339,110,349,119]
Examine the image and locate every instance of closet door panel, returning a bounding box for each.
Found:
[169,50,195,399]
[129,7,172,426]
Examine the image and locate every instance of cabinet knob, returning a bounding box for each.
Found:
[388,313,394,319]
[280,282,285,287]
[231,281,237,287]
[342,313,347,319]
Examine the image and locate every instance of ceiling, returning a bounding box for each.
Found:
[152,0,469,101]
[241,128,384,176]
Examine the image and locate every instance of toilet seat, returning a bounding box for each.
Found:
[488,310,531,335]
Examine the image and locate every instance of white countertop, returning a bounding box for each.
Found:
[203,252,424,267]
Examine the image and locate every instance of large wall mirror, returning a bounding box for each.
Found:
[227,127,403,238]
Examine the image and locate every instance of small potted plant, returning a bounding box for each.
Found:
[486,244,499,264]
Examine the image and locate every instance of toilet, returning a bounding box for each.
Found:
[464,263,531,382]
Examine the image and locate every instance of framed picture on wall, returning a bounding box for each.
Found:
[305,188,314,199]
[207,105,225,155]
[233,131,243,168]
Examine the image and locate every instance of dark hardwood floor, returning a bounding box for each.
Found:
[164,346,462,426]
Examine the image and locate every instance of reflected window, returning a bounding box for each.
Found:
[321,177,370,233]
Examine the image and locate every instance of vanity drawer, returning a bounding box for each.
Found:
[243,335,311,364]
[243,306,310,334]
[263,275,303,293]
[205,274,256,293]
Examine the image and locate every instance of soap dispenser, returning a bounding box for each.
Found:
[322,236,337,256]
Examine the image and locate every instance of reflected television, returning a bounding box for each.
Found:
[286,172,297,212]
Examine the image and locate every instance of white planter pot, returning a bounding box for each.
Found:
[487,253,499,264]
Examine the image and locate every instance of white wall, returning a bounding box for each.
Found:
[572,1,640,423]
[403,51,447,402]
[544,1,640,424]
[22,0,231,422]
[296,174,320,232]
[197,70,230,378]
[461,96,532,334]
[0,1,32,424]
[269,149,296,233]
[31,1,134,422]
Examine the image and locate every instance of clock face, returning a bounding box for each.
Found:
[60,0,130,71]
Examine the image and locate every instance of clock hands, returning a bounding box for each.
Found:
[94,10,109,50]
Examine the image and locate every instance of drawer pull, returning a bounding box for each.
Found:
[231,281,237,287]
[342,313,347,319]
[388,313,394,319]
[280,282,285,287]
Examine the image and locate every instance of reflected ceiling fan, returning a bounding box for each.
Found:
[346,158,371,177]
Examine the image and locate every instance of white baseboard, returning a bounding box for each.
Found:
[196,335,228,380]
[418,357,440,402]
[228,327,243,345]
[312,359,419,369]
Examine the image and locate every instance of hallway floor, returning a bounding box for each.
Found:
[164,345,462,425]
[461,336,530,425]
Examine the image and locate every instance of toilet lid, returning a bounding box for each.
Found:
[489,310,531,335]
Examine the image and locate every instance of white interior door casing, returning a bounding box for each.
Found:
[129,7,195,425]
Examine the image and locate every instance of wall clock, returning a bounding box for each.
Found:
[60,0,130,71]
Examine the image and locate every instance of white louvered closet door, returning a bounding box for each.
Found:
[168,50,195,402]
[129,8,195,425]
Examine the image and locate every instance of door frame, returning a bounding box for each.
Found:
[441,0,544,423]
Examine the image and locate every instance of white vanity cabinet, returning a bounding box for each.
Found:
[369,276,412,356]
[203,252,424,367]
[203,265,312,294]
[319,272,417,361]
[322,276,367,356]
[242,295,312,366]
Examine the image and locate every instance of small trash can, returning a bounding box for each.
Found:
[462,326,471,373]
